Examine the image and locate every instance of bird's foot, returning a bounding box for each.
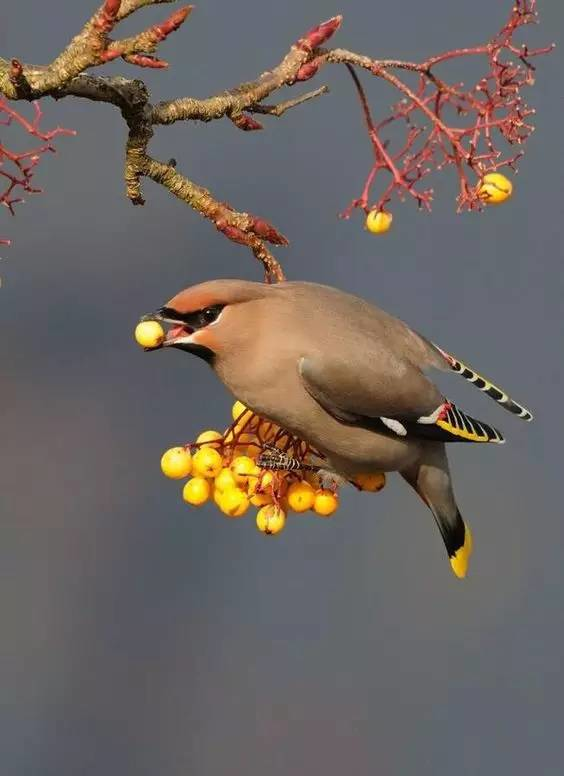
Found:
[317,469,347,492]
[257,444,317,473]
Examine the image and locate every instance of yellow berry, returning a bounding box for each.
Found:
[215,467,238,493]
[213,485,224,507]
[242,438,261,459]
[182,477,211,506]
[232,400,249,421]
[255,470,288,498]
[219,487,250,517]
[196,430,223,448]
[252,470,285,493]
[273,435,290,450]
[247,475,273,505]
[192,447,223,479]
[478,172,513,205]
[245,473,258,493]
[234,418,254,435]
[160,446,192,479]
[256,505,286,535]
[230,455,260,485]
[258,471,275,487]
[313,489,339,517]
[135,320,165,349]
[366,210,393,234]
[250,492,274,507]
[223,429,236,445]
[249,479,273,502]
[260,421,277,441]
[353,472,387,493]
[286,480,316,513]
[238,432,259,448]
[245,415,260,433]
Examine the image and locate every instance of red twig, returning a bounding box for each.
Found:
[0,99,75,245]
[153,6,192,40]
[94,0,122,33]
[339,0,553,218]
[102,5,193,68]
[297,16,342,52]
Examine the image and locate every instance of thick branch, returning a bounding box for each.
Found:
[153,52,310,124]
[141,157,286,281]
[151,16,342,124]
[0,0,191,98]
[52,74,143,110]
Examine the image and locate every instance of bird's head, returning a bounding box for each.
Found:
[146,278,271,364]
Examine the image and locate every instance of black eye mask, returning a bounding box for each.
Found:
[158,304,225,330]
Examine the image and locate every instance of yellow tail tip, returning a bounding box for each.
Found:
[449,524,473,579]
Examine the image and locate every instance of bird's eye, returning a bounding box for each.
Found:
[199,305,223,327]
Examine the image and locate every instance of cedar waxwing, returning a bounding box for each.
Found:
[145,279,533,578]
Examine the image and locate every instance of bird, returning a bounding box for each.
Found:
[144,278,533,578]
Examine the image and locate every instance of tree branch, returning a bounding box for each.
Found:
[140,157,287,281]
[249,86,329,117]
[0,0,192,98]
[0,98,75,245]
[0,1,552,270]
[116,0,178,22]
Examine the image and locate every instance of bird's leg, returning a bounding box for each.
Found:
[257,444,319,473]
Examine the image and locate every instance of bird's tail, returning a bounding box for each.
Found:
[433,344,533,422]
[401,446,473,579]
[436,508,473,579]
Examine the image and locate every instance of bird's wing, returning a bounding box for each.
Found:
[298,353,441,426]
[298,355,504,444]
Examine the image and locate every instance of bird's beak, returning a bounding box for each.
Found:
[140,310,195,351]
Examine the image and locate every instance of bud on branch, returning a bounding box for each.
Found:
[296,16,342,52]
[230,113,264,131]
[94,0,122,33]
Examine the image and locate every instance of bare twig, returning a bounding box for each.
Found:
[0,1,552,268]
[323,1,553,213]
[0,0,193,97]
[0,98,75,245]
[250,86,329,117]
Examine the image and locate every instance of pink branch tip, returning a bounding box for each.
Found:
[297,15,342,52]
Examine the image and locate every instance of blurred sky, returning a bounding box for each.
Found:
[1,2,563,774]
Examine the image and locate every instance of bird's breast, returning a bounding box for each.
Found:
[214,349,422,475]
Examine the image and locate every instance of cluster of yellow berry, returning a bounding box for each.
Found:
[158,400,386,536]
[364,172,513,235]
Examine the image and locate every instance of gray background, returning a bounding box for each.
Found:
[1,1,563,774]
